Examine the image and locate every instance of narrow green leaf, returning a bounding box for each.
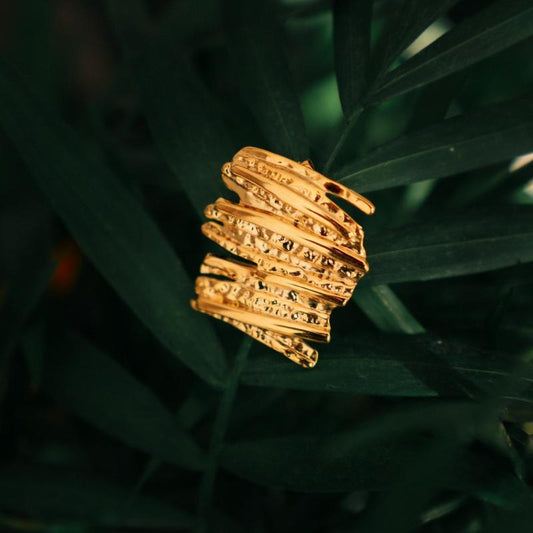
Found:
[404,72,465,133]
[242,331,532,401]
[446,163,510,209]
[131,385,216,500]
[354,285,425,334]
[43,332,205,470]
[0,465,194,528]
[371,0,533,103]
[333,0,372,117]
[221,402,485,492]
[420,495,467,525]
[483,161,533,205]
[357,438,463,532]
[224,0,309,160]
[338,98,533,192]
[197,337,253,528]
[139,47,234,216]
[370,0,460,83]
[0,61,228,387]
[367,206,533,285]
[107,0,235,216]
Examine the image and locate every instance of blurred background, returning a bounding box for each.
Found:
[0,0,533,532]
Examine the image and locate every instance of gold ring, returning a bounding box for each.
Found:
[191,147,375,368]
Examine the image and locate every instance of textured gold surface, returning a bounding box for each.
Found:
[191,147,374,368]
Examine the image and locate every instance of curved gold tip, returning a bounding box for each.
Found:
[192,147,374,368]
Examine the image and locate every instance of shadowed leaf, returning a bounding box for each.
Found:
[43,334,203,470]
[107,0,235,216]
[43,332,206,470]
[139,48,234,216]
[242,331,532,401]
[354,285,425,334]
[367,206,533,285]
[371,0,533,102]
[0,465,194,528]
[370,0,459,83]
[338,98,533,192]
[0,61,228,387]
[224,0,309,160]
[404,72,465,133]
[221,402,502,492]
[333,0,372,117]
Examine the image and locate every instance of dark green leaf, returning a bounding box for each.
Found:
[446,163,510,209]
[367,206,533,285]
[333,0,372,117]
[358,439,531,532]
[404,72,465,133]
[131,385,216,498]
[354,285,425,334]
[0,61,228,387]
[242,331,532,400]
[420,495,467,525]
[357,438,463,532]
[338,98,533,192]
[483,161,533,205]
[221,401,488,492]
[0,465,194,528]
[139,47,234,216]
[43,332,205,470]
[370,0,460,83]
[224,0,309,160]
[107,0,235,216]
[371,0,533,102]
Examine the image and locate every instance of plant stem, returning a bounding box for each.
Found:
[195,336,253,532]
[323,105,364,174]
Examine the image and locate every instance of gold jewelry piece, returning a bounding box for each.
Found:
[191,147,374,368]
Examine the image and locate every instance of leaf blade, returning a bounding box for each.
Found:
[139,48,234,216]
[0,61,228,387]
[107,0,235,216]
[338,98,533,192]
[0,465,194,528]
[354,285,425,334]
[242,331,533,401]
[371,0,533,102]
[43,332,205,470]
[370,0,460,83]
[333,0,372,117]
[221,402,496,492]
[224,0,309,160]
[367,206,533,285]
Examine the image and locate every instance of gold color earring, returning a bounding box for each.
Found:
[191,147,374,368]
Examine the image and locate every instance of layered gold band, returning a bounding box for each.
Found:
[191,147,374,368]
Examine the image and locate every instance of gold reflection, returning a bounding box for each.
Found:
[191,147,374,368]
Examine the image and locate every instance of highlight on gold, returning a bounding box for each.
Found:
[191,147,375,368]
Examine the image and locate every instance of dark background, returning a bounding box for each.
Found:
[0,0,533,531]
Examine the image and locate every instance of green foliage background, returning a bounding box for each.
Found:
[1,0,533,531]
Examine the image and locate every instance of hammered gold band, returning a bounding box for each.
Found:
[191,147,374,368]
